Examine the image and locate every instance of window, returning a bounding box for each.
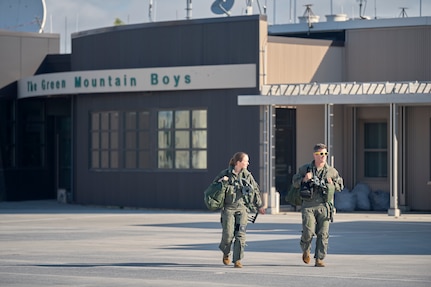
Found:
[157,109,207,169]
[0,101,16,168]
[90,111,119,169]
[364,122,387,177]
[21,100,45,168]
[124,111,151,169]
[89,109,207,170]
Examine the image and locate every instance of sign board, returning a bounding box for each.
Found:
[18,64,256,98]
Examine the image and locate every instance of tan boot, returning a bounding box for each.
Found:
[234,261,243,268]
[302,250,310,264]
[222,254,230,265]
[315,259,325,267]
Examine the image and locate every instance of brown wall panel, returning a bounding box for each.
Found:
[266,36,344,84]
[346,26,431,82]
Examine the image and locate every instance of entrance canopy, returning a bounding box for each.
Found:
[238,80,431,216]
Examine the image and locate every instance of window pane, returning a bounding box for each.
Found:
[125,151,137,168]
[139,151,151,168]
[22,123,45,167]
[175,110,189,128]
[158,150,173,168]
[91,132,99,149]
[91,151,99,168]
[25,123,44,145]
[175,131,189,148]
[364,122,387,178]
[192,130,207,148]
[111,112,119,129]
[192,150,207,169]
[101,151,109,168]
[22,145,43,167]
[365,123,387,148]
[110,131,118,149]
[158,131,171,148]
[22,101,44,121]
[175,150,190,168]
[101,113,109,130]
[365,151,387,177]
[158,111,173,128]
[101,132,109,149]
[91,113,99,129]
[139,111,150,129]
[125,112,137,129]
[126,131,137,149]
[139,131,150,149]
[110,151,119,168]
[192,110,207,128]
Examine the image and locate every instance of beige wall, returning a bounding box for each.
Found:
[346,26,431,82]
[266,24,431,210]
[259,18,268,88]
[406,106,431,211]
[0,30,60,88]
[344,26,431,210]
[295,105,325,165]
[296,105,345,184]
[266,36,344,84]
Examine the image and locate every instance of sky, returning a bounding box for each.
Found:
[34,0,431,53]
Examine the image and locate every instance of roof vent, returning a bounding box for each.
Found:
[325,14,348,22]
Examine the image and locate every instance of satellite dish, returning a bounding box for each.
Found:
[211,0,235,16]
[0,0,46,33]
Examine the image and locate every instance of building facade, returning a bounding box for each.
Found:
[1,15,430,212]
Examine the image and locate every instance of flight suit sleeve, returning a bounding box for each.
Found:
[324,167,344,204]
[249,175,263,209]
[328,168,344,192]
[292,164,309,188]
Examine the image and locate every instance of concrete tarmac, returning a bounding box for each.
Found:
[1,200,431,287]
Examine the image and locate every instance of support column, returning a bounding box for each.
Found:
[388,103,401,216]
[262,105,278,214]
[325,104,334,166]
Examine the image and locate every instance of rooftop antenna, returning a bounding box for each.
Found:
[262,0,268,15]
[399,7,408,18]
[420,0,422,16]
[186,0,192,20]
[245,0,253,14]
[254,0,266,15]
[210,0,235,17]
[245,0,266,15]
[149,0,155,22]
[303,4,316,30]
[358,0,369,19]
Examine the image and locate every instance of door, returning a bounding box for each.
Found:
[275,108,296,205]
[55,116,72,198]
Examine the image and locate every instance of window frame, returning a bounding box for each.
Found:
[361,121,388,178]
[89,111,120,170]
[157,109,207,170]
[89,108,207,171]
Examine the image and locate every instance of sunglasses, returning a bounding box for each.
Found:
[314,152,328,156]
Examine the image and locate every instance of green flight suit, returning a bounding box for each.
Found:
[292,161,344,260]
[215,166,263,264]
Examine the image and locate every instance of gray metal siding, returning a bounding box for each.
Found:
[74,89,260,209]
[71,16,261,70]
[71,16,263,209]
